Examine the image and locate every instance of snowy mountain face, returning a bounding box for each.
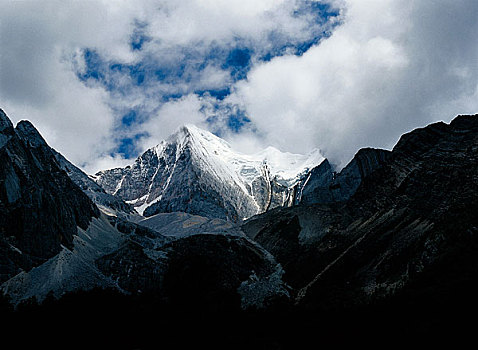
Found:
[95,125,325,221]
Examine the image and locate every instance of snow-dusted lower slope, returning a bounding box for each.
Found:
[1,209,289,309]
[1,214,126,304]
[95,125,324,221]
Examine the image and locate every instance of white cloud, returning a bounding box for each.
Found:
[0,0,140,171]
[83,154,133,176]
[137,94,208,152]
[232,0,478,167]
[0,0,334,173]
[141,0,323,47]
[1,0,476,174]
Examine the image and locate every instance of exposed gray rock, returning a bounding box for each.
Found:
[137,211,240,238]
[0,109,14,149]
[0,111,99,284]
[52,149,135,216]
[296,159,335,204]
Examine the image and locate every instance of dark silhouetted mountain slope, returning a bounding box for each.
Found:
[243,114,478,312]
[0,109,99,283]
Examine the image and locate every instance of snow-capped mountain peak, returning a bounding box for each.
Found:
[167,124,325,186]
[95,124,325,221]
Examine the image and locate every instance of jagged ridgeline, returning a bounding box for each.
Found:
[93,125,394,223]
[94,125,326,221]
[0,109,99,283]
[243,114,478,310]
[1,107,477,347]
[0,109,289,311]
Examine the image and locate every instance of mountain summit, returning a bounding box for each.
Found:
[94,124,325,221]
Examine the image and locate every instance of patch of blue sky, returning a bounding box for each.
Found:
[121,110,137,127]
[79,25,338,98]
[110,63,146,86]
[195,87,231,101]
[222,47,252,81]
[78,4,339,94]
[160,92,185,103]
[261,2,340,61]
[75,1,341,157]
[154,63,187,83]
[130,20,151,51]
[293,0,340,23]
[78,49,105,82]
[227,113,251,133]
[115,132,147,158]
[203,100,252,136]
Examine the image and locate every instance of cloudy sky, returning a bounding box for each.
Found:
[1,0,477,173]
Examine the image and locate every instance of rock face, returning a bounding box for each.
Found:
[242,114,478,310]
[0,109,99,284]
[299,148,391,205]
[52,149,135,216]
[95,212,288,310]
[95,125,324,221]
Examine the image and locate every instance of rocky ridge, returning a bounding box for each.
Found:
[242,114,478,310]
[0,109,99,284]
